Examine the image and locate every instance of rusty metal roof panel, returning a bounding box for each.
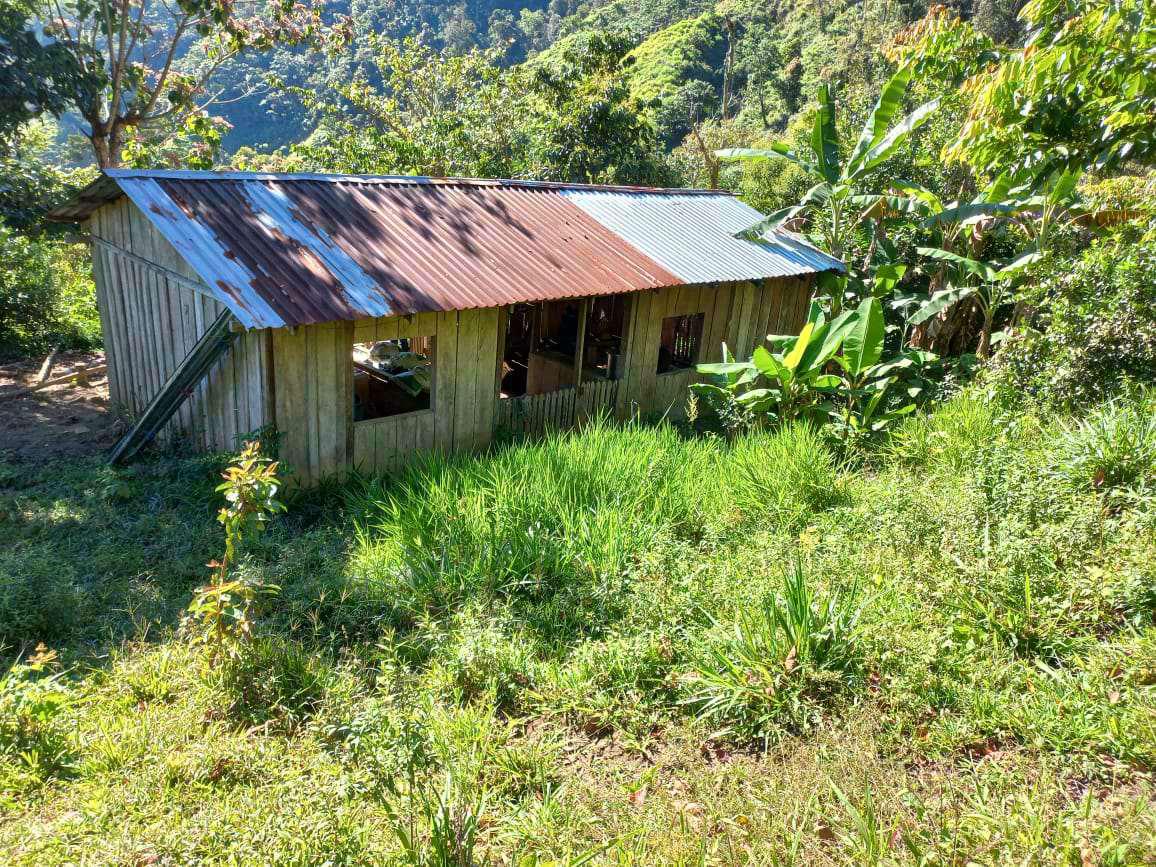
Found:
[114,173,683,328]
[560,190,845,284]
[56,171,844,330]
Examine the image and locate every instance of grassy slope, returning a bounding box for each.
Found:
[1,396,1154,864]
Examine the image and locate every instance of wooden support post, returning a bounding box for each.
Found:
[573,298,589,390]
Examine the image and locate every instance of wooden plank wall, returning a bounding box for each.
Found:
[616,276,813,420]
[87,197,272,451]
[273,307,501,483]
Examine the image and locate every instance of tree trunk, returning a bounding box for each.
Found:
[977,307,994,359]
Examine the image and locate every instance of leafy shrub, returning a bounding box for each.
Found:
[952,574,1080,661]
[384,768,487,867]
[0,555,84,648]
[215,636,330,729]
[686,562,862,745]
[989,233,1156,409]
[1051,393,1156,505]
[184,441,285,666]
[0,223,99,358]
[0,645,75,793]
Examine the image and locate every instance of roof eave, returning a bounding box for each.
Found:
[46,174,125,222]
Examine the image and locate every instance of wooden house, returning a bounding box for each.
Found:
[53,171,843,483]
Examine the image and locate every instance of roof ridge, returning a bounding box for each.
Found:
[101,169,733,197]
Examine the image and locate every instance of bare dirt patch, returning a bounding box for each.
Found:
[0,351,123,462]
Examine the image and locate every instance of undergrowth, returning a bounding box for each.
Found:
[0,395,1153,863]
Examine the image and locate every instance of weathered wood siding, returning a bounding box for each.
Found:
[87,198,272,450]
[273,307,502,483]
[615,276,813,420]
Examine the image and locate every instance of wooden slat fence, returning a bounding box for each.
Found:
[496,378,619,437]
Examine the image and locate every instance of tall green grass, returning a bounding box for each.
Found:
[346,418,839,627]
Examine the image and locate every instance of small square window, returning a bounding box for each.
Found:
[353,336,434,421]
[656,312,704,374]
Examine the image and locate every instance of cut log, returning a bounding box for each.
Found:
[36,347,60,383]
[0,364,108,402]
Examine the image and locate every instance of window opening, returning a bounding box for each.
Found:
[581,294,628,382]
[656,313,704,374]
[353,336,433,421]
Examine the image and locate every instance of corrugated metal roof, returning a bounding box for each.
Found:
[560,190,845,283]
[54,170,843,329]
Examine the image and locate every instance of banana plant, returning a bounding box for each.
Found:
[829,296,928,439]
[694,300,856,424]
[693,296,932,439]
[907,168,1089,358]
[717,66,940,314]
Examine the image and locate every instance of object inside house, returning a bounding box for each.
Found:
[353,337,434,421]
[501,294,629,397]
[656,312,704,374]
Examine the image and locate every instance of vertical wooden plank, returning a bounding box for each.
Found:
[122,203,160,408]
[354,420,375,473]
[272,326,310,483]
[472,307,500,449]
[621,289,651,416]
[312,324,337,479]
[134,206,179,442]
[105,204,138,413]
[453,308,481,451]
[733,281,759,359]
[89,214,125,409]
[375,418,397,475]
[195,297,216,449]
[415,411,435,458]
[434,311,457,452]
[334,320,353,477]
[639,285,675,414]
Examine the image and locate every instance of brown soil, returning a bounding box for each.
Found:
[0,351,123,462]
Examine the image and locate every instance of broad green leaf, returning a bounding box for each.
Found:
[995,250,1043,279]
[847,66,913,175]
[917,246,998,282]
[818,306,857,360]
[895,181,943,211]
[735,204,804,241]
[688,382,730,399]
[752,346,786,380]
[716,144,816,176]
[736,388,775,405]
[811,83,840,184]
[871,263,907,293]
[847,99,941,181]
[862,386,888,420]
[921,202,1020,228]
[783,321,815,371]
[797,320,837,372]
[982,171,1016,204]
[868,357,914,378]
[842,296,885,375]
[1047,168,1081,204]
[909,285,977,325]
[805,298,827,328]
[812,374,842,388]
[696,361,752,376]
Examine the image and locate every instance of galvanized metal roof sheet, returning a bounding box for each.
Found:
[559,190,845,284]
[57,170,843,329]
